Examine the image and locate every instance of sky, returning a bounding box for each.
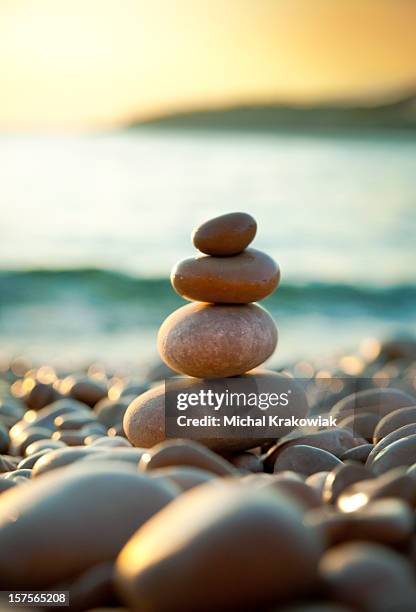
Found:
[1,0,415,129]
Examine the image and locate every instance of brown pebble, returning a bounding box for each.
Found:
[139,439,238,477]
[22,380,59,410]
[373,405,416,444]
[32,446,101,477]
[115,482,321,612]
[341,443,374,463]
[124,371,307,453]
[366,423,416,467]
[274,445,342,476]
[94,397,131,428]
[371,434,416,476]
[337,467,416,511]
[338,412,380,442]
[158,302,277,378]
[319,542,416,611]
[308,498,413,548]
[330,387,415,421]
[10,427,53,456]
[0,464,177,587]
[25,439,66,456]
[171,249,280,304]
[263,429,357,472]
[322,462,372,504]
[59,374,108,407]
[192,212,257,256]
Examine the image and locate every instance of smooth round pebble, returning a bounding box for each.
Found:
[322,462,372,504]
[319,542,416,611]
[0,464,177,587]
[115,482,321,612]
[171,249,280,304]
[341,444,374,463]
[124,372,307,452]
[192,212,257,256]
[373,405,416,444]
[158,302,277,378]
[138,439,238,477]
[371,434,416,476]
[274,445,342,476]
[264,429,356,472]
[330,388,415,420]
[366,423,416,466]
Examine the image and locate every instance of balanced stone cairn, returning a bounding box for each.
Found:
[123,212,308,452]
[160,211,280,378]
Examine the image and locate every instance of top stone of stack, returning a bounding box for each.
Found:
[192,212,257,256]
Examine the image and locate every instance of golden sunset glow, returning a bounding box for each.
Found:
[1,0,415,129]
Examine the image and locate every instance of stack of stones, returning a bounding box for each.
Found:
[160,211,280,378]
[124,213,309,451]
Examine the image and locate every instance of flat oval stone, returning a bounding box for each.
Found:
[319,542,416,610]
[59,374,108,407]
[94,397,131,428]
[123,371,308,453]
[330,388,415,420]
[192,212,257,256]
[32,446,101,477]
[367,423,416,467]
[171,249,280,304]
[273,445,342,476]
[337,467,416,511]
[158,302,277,378]
[322,462,372,504]
[338,412,380,442]
[307,499,413,548]
[139,440,238,477]
[264,429,356,472]
[373,406,416,444]
[25,439,66,456]
[0,464,177,587]
[371,434,416,476]
[341,443,374,463]
[115,482,321,611]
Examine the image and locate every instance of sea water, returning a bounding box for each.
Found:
[1,128,415,369]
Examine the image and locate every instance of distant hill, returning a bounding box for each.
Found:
[130,92,416,132]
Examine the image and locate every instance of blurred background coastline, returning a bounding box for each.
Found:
[1,0,415,372]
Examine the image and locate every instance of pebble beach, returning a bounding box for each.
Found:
[1,213,416,611]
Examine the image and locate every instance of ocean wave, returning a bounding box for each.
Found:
[0,268,415,314]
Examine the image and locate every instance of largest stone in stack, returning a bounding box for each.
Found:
[124,212,308,451]
[160,212,280,378]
